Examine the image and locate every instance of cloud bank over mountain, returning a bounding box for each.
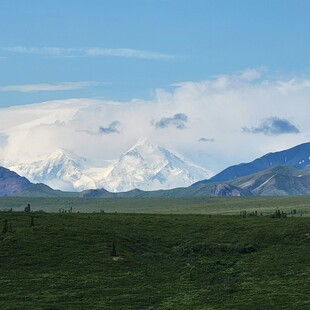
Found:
[0,69,309,173]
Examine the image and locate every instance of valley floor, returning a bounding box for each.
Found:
[0,212,309,309]
[0,195,310,216]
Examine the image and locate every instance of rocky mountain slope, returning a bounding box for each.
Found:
[0,166,73,197]
[193,142,310,186]
[0,166,32,196]
[229,165,310,196]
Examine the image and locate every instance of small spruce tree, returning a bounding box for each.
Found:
[2,219,8,233]
[111,241,117,257]
[30,216,34,227]
[24,203,31,213]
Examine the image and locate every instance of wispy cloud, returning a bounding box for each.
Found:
[99,121,121,135]
[5,46,175,60]
[0,81,97,92]
[242,117,300,135]
[236,67,266,81]
[155,113,188,129]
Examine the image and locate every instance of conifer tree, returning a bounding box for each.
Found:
[2,219,8,233]
[24,203,31,213]
[111,241,117,257]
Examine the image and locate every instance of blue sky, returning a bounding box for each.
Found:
[1,0,310,106]
[1,0,310,176]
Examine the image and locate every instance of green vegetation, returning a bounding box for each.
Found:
[0,195,310,216]
[0,211,309,309]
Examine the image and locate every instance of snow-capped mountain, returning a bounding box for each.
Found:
[98,138,211,192]
[7,138,211,192]
[8,149,97,191]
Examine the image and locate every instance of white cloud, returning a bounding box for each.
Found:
[237,67,266,81]
[0,81,98,92]
[85,48,175,60]
[0,69,309,173]
[276,78,310,93]
[5,46,175,60]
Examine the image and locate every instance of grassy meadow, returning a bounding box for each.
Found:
[0,195,310,216]
[0,210,310,309]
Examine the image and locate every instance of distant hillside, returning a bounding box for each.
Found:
[193,142,310,186]
[229,165,310,196]
[0,166,32,196]
[0,165,78,197]
[81,182,251,198]
[82,165,310,198]
[16,183,79,198]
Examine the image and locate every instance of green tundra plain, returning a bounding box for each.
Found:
[0,196,310,309]
[0,195,310,215]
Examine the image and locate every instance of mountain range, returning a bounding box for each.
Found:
[193,142,310,186]
[6,138,211,193]
[2,141,310,198]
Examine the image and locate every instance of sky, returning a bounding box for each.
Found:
[0,0,310,174]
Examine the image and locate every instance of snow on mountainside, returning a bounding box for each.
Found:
[8,149,97,191]
[7,138,211,192]
[98,138,211,192]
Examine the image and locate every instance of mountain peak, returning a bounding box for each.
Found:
[100,138,211,192]
[48,148,69,160]
[127,137,156,153]
[48,148,87,165]
[135,137,151,146]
